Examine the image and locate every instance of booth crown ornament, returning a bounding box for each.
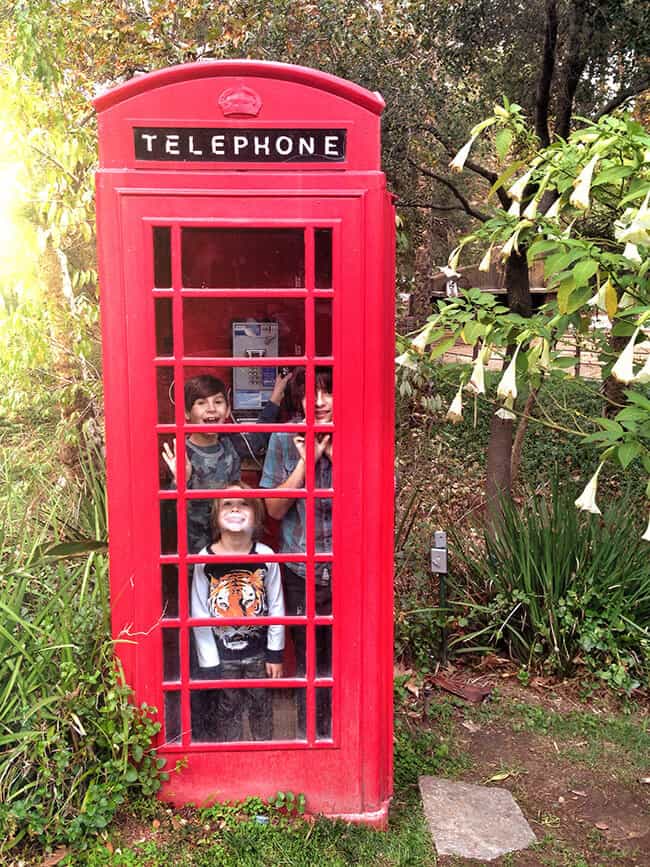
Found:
[218,86,262,117]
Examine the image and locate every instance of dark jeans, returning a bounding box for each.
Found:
[283,566,332,738]
[192,657,271,741]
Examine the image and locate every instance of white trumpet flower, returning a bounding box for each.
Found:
[501,232,517,258]
[615,192,650,247]
[478,247,493,272]
[634,353,650,384]
[448,246,462,272]
[507,200,521,217]
[446,383,464,423]
[569,155,599,210]
[449,136,477,173]
[642,511,650,542]
[496,346,521,401]
[495,396,516,420]
[522,196,540,220]
[623,243,642,263]
[611,327,640,383]
[575,463,604,515]
[544,197,562,219]
[465,346,487,395]
[395,351,418,371]
[412,324,434,353]
[508,169,533,203]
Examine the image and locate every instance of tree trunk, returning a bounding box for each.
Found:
[505,249,532,318]
[486,414,513,525]
[485,249,532,514]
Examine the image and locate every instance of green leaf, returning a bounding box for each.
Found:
[591,165,636,186]
[429,336,456,360]
[487,160,527,200]
[495,128,513,162]
[571,259,599,287]
[625,390,650,412]
[557,277,576,313]
[545,248,585,279]
[527,239,560,261]
[617,441,641,469]
[566,285,592,314]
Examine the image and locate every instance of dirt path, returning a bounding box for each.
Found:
[422,676,650,866]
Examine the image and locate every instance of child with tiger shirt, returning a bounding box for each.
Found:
[191,484,284,741]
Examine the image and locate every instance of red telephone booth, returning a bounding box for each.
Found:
[94,60,394,824]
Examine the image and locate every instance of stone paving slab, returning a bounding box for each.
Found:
[419,776,536,862]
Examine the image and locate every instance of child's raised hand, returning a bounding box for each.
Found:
[292,434,307,463]
[315,433,331,462]
[270,370,293,405]
[265,661,283,679]
[161,440,191,484]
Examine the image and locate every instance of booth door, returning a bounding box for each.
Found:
[116,193,368,806]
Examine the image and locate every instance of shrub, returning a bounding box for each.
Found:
[450,482,650,691]
[0,451,166,856]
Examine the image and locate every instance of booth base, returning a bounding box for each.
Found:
[323,798,391,830]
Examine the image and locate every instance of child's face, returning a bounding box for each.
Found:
[302,388,333,424]
[185,392,229,425]
[217,498,255,536]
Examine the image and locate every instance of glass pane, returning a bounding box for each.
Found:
[315,625,332,677]
[181,228,304,289]
[315,228,332,289]
[158,434,177,488]
[156,367,175,424]
[315,687,332,740]
[183,298,305,358]
[162,628,180,682]
[191,687,302,742]
[315,299,332,357]
[154,226,171,289]
[164,692,181,744]
[160,501,177,555]
[155,298,173,356]
[316,563,333,616]
[314,497,332,556]
[161,565,179,619]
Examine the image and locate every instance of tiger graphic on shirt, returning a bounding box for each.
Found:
[207,566,267,653]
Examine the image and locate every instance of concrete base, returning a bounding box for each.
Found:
[419,776,536,861]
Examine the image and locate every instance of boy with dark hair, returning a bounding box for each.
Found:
[260,366,333,737]
[162,372,289,553]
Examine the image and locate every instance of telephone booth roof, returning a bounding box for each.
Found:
[94,60,385,172]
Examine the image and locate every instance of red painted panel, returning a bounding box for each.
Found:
[95,62,394,823]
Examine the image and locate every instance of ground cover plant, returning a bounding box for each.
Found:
[0,448,167,858]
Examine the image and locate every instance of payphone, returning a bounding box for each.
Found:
[232,321,279,416]
[94,60,395,825]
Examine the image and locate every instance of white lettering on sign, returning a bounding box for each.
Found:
[324,136,339,156]
[134,128,347,162]
[254,136,270,155]
[188,135,203,155]
[275,136,293,156]
[233,135,248,155]
[164,135,180,155]
[211,135,226,156]
[298,137,315,156]
[140,133,158,152]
